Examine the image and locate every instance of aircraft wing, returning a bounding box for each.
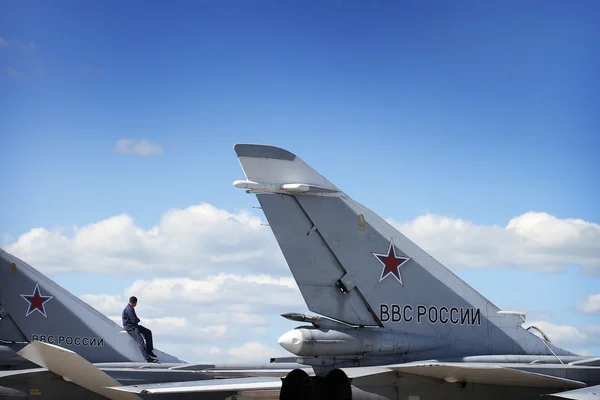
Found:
[17,341,141,400]
[267,362,586,390]
[386,362,587,388]
[106,368,388,395]
[108,376,282,397]
[13,341,303,399]
[549,385,600,400]
[107,361,588,397]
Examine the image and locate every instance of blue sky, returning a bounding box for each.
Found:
[1,0,599,360]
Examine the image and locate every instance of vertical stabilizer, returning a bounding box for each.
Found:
[232,144,573,358]
[0,249,181,363]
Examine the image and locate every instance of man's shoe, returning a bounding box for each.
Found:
[146,357,158,363]
[148,350,157,358]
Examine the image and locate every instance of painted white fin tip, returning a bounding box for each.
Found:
[234,144,297,161]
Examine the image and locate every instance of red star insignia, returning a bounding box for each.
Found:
[20,282,54,318]
[371,239,411,285]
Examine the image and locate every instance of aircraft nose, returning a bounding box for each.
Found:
[277,329,304,355]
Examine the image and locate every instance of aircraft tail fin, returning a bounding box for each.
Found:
[233,144,340,195]
[233,144,572,357]
[0,249,182,364]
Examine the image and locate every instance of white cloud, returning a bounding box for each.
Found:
[389,212,600,274]
[114,138,164,156]
[226,342,288,362]
[107,315,192,335]
[525,321,589,347]
[183,342,288,363]
[524,322,600,356]
[579,294,600,314]
[0,37,7,47]
[80,274,305,362]
[252,327,268,337]
[4,203,599,362]
[82,274,304,318]
[83,294,125,315]
[526,321,599,355]
[6,206,597,277]
[6,203,286,276]
[86,284,600,362]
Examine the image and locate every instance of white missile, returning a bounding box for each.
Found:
[277,328,444,357]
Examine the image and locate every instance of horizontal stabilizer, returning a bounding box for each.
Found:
[108,376,282,395]
[17,341,140,400]
[390,362,587,389]
[549,385,600,400]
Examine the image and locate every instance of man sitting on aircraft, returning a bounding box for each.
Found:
[122,296,158,363]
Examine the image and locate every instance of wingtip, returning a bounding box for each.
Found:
[233,144,297,161]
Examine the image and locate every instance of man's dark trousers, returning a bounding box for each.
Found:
[126,325,153,359]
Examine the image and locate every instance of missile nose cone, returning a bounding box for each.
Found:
[277,329,304,355]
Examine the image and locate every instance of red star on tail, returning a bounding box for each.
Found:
[371,239,411,286]
[20,282,55,318]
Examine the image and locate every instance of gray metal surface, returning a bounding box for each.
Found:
[233,143,296,161]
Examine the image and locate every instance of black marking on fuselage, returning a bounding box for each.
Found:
[379,304,481,326]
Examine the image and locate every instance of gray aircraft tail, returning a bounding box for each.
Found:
[0,249,182,364]
[232,144,573,357]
